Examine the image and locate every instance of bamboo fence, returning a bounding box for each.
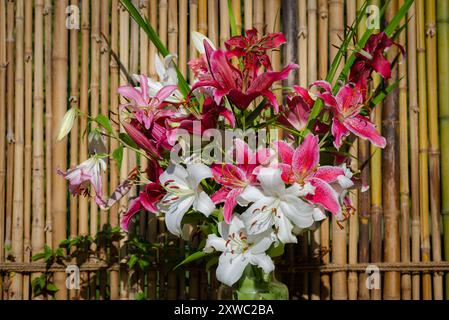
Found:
[0,0,449,300]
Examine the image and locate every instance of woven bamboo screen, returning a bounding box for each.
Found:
[0,0,449,300]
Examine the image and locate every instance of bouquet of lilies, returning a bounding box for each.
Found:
[57,1,410,289]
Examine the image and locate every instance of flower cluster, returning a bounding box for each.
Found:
[57,28,398,288]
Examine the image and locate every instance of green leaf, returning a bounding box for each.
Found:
[95,114,113,134]
[119,0,190,96]
[205,256,219,271]
[32,253,46,262]
[135,292,147,300]
[138,259,150,271]
[119,132,139,149]
[227,0,239,36]
[384,0,413,37]
[47,284,59,293]
[245,99,267,124]
[267,243,284,258]
[174,251,208,270]
[128,255,138,269]
[112,146,124,171]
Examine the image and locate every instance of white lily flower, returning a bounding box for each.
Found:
[158,163,215,236]
[191,31,216,54]
[239,167,323,244]
[204,216,275,287]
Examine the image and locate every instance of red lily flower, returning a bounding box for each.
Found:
[349,32,404,90]
[191,40,298,112]
[279,85,314,132]
[225,28,286,74]
[312,80,386,149]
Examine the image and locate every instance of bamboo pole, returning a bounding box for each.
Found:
[189,0,198,81]
[219,0,229,47]
[79,0,90,300]
[382,0,401,300]
[5,0,15,265]
[406,0,420,300]
[416,0,432,300]
[243,0,252,31]
[10,0,25,300]
[168,0,179,55]
[282,0,297,84]
[32,0,46,301]
[109,0,120,300]
[328,0,346,300]
[208,0,218,47]
[99,0,110,300]
[159,0,168,45]
[69,0,80,284]
[307,0,320,300]
[22,0,33,299]
[346,0,358,301]
[179,0,188,77]
[253,0,264,33]
[425,0,443,300]
[52,0,69,300]
[44,0,53,249]
[232,0,241,34]
[0,0,6,273]
[398,0,412,300]
[119,1,130,300]
[297,0,307,87]
[398,0,411,300]
[436,0,449,300]
[317,0,329,300]
[198,0,207,35]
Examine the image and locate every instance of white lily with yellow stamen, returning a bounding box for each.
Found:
[239,167,324,244]
[204,216,275,287]
[158,163,215,236]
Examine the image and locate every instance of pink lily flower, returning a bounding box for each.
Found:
[57,156,107,207]
[211,139,272,224]
[191,41,297,112]
[312,80,386,149]
[279,85,314,132]
[273,134,347,217]
[118,74,178,130]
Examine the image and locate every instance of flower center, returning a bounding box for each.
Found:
[226,232,249,254]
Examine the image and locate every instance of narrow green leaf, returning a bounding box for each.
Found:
[119,132,139,149]
[32,253,46,261]
[227,0,239,36]
[112,146,124,171]
[47,284,59,293]
[267,243,285,258]
[174,251,208,270]
[128,255,138,269]
[245,99,267,124]
[120,0,190,96]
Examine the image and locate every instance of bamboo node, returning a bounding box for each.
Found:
[0,61,9,69]
[425,23,436,37]
[419,147,430,154]
[139,0,148,9]
[6,131,15,144]
[297,27,308,39]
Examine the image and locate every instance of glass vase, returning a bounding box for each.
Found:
[217,265,289,300]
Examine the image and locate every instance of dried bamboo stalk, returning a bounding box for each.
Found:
[282,0,297,85]
[425,0,443,300]
[99,0,110,300]
[119,2,130,300]
[297,0,307,87]
[52,0,69,300]
[397,0,411,300]
[79,0,90,300]
[346,0,358,301]
[243,0,252,30]
[89,0,101,299]
[406,1,420,300]
[317,0,329,300]
[5,0,15,265]
[22,0,33,299]
[253,0,264,33]
[44,0,53,249]
[109,0,120,300]
[178,0,187,77]
[159,0,168,45]
[189,0,198,81]
[208,0,219,46]
[219,0,229,47]
[10,0,25,300]
[329,0,347,300]
[0,0,7,269]
[198,0,207,35]
[436,0,449,300]
[416,0,432,300]
[31,0,46,301]
[168,0,179,55]
[232,0,241,34]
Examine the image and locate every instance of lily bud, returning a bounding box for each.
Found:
[191,31,216,54]
[57,107,77,141]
